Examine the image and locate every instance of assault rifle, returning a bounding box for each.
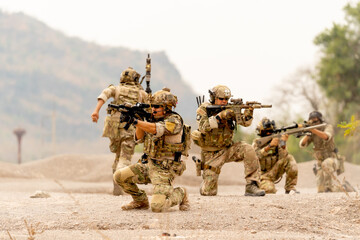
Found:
[108,103,152,130]
[255,123,327,146]
[206,98,272,124]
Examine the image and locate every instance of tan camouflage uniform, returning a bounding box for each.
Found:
[196,102,261,196]
[299,124,341,192]
[252,140,298,193]
[98,82,147,172]
[113,112,187,212]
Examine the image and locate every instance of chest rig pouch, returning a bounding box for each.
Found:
[203,127,233,148]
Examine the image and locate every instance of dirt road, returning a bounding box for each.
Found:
[1,154,359,240]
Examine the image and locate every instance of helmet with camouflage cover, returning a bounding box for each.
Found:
[120,67,141,83]
[151,87,178,111]
[209,85,232,103]
[256,117,276,137]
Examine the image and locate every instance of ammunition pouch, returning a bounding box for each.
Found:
[191,130,206,147]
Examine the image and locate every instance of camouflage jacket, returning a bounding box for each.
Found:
[140,112,184,161]
[299,123,336,161]
[99,82,148,136]
[196,102,253,150]
[252,139,288,172]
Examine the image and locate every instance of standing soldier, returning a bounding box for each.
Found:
[253,118,299,194]
[113,88,190,212]
[192,85,265,196]
[91,67,148,195]
[299,111,345,193]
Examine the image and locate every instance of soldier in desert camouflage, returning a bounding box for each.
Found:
[299,111,346,193]
[253,118,299,194]
[113,88,190,212]
[91,67,148,195]
[191,85,265,196]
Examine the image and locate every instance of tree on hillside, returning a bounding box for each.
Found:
[314,2,360,121]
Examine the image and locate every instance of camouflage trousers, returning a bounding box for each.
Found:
[113,159,186,212]
[200,141,261,196]
[316,157,342,193]
[260,154,298,194]
[109,128,136,173]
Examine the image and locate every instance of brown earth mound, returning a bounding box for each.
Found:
[1,153,359,189]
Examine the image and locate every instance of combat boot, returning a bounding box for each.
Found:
[179,188,190,211]
[245,181,266,196]
[285,189,300,194]
[113,180,124,196]
[121,199,149,211]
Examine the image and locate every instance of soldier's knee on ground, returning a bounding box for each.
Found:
[150,194,169,212]
[113,167,135,186]
[260,180,277,194]
[244,144,257,160]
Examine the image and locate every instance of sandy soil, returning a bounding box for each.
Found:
[1,153,360,240]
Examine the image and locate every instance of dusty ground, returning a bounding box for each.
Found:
[1,153,360,240]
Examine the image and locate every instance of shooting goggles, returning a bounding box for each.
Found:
[217,97,229,101]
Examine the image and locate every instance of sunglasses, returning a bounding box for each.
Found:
[218,97,229,101]
[151,104,163,108]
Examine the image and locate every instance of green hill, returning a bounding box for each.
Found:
[0,10,198,162]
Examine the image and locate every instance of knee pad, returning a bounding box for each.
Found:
[113,167,135,184]
[150,194,167,212]
[260,180,276,194]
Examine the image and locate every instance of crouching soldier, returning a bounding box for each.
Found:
[113,88,190,212]
[299,111,349,193]
[253,118,299,194]
[192,85,265,196]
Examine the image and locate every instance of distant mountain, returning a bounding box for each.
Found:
[0,10,198,162]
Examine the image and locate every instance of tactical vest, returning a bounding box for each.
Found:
[108,83,140,113]
[143,113,185,160]
[311,125,336,161]
[102,83,141,138]
[259,146,279,172]
[201,124,233,150]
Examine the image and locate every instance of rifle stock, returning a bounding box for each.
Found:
[255,123,327,146]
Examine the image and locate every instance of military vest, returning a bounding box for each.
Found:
[143,113,185,160]
[201,102,233,150]
[109,83,140,112]
[102,83,141,138]
[259,145,279,172]
[311,124,336,161]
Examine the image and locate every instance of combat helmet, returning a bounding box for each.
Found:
[120,67,141,83]
[151,87,178,111]
[308,111,324,123]
[209,85,232,103]
[256,117,276,137]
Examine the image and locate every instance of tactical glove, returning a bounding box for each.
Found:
[217,109,235,121]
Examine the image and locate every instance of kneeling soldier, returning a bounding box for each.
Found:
[113,88,190,212]
[193,85,265,196]
[253,118,299,194]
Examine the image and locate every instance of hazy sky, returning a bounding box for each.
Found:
[0,0,350,103]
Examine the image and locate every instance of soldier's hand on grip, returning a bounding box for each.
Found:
[280,134,289,142]
[217,109,235,121]
[269,137,279,147]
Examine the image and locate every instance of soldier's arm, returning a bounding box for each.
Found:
[91,99,105,123]
[91,85,116,123]
[135,120,156,140]
[197,106,218,134]
[309,124,333,141]
[299,135,312,148]
[237,107,254,127]
[154,114,183,137]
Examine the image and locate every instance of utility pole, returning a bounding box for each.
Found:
[13,128,26,164]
